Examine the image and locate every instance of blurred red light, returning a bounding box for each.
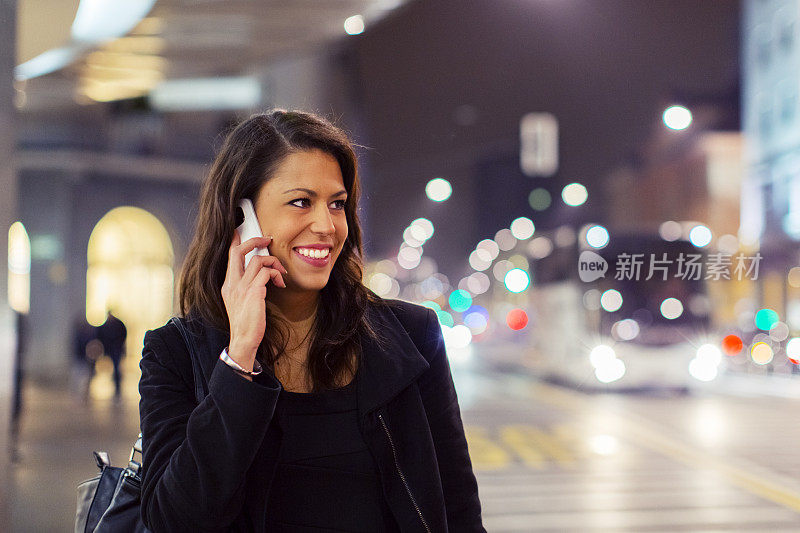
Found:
[722,334,743,356]
[506,308,528,330]
[790,357,800,365]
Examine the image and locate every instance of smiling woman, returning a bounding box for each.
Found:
[138,109,485,532]
[177,111,369,393]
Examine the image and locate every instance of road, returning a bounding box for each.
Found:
[11,356,800,532]
[456,362,800,532]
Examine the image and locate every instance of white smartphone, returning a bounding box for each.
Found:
[236,198,270,269]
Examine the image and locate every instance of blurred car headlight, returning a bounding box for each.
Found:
[689,357,718,382]
[590,345,616,368]
[595,358,626,383]
[696,344,722,366]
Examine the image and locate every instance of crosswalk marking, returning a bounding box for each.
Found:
[464,426,512,470]
[498,425,547,468]
[512,424,575,466]
[466,423,578,470]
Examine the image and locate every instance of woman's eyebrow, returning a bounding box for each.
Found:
[283,188,347,198]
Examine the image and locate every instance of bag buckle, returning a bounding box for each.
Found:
[129,433,143,463]
[93,451,110,470]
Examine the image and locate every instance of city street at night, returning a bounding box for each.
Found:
[12,353,800,532]
[7,0,800,531]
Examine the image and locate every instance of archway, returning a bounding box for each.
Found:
[86,206,174,400]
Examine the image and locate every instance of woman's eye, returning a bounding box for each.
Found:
[289,198,346,210]
[289,198,310,208]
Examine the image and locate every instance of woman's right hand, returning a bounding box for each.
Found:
[221,233,288,371]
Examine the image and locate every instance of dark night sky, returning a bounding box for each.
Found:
[349,0,740,282]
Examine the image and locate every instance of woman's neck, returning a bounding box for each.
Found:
[266,290,319,323]
[266,291,319,350]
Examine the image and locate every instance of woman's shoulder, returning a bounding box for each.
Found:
[142,317,194,369]
[371,298,436,328]
[370,298,440,355]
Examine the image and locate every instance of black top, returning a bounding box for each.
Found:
[265,372,401,532]
[139,300,486,532]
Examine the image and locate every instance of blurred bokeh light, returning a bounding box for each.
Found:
[506,308,528,330]
[755,308,779,331]
[561,183,588,206]
[528,188,552,211]
[662,104,693,130]
[585,225,610,248]
[504,268,530,293]
[425,178,452,202]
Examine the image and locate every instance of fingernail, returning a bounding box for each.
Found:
[266,235,273,240]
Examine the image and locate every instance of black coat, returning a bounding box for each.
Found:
[138,298,486,532]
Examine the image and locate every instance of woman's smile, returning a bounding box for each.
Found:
[292,245,333,266]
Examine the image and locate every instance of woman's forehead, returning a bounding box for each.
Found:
[263,150,344,192]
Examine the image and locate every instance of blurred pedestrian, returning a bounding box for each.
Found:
[11,311,26,462]
[98,309,127,399]
[71,313,100,401]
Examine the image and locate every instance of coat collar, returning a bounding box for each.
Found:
[185,301,429,416]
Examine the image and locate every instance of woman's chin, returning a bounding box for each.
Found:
[275,278,330,295]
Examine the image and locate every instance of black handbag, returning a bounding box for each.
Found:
[75,317,205,533]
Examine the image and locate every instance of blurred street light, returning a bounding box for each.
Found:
[662,105,693,130]
[585,225,609,248]
[562,183,588,206]
[344,15,365,35]
[426,178,452,202]
[689,224,712,247]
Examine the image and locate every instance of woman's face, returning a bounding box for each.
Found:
[253,149,349,296]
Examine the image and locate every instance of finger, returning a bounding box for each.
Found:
[254,267,286,288]
[238,236,272,256]
[230,236,273,277]
[252,253,285,272]
[265,255,288,274]
[244,256,287,286]
[241,247,273,282]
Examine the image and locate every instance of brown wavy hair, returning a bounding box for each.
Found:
[179,109,384,391]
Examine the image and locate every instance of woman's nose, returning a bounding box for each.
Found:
[310,205,336,234]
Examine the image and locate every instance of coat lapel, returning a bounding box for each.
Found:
[183,301,430,415]
[356,302,430,417]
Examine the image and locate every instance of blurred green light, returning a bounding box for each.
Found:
[755,308,779,331]
[528,188,551,211]
[436,310,454,327]
[448,289,473,312]
[421,300,441,312]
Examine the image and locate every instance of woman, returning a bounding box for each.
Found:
[138,110,485,532]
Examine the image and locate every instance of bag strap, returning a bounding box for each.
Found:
[169,316,206,404]
[130,317,206,472]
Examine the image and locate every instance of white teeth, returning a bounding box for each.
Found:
[296,247,330,259]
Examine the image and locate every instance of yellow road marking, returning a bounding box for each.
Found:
[498,425,545,468]
[464,425,511,471]
[501,424,575,468]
